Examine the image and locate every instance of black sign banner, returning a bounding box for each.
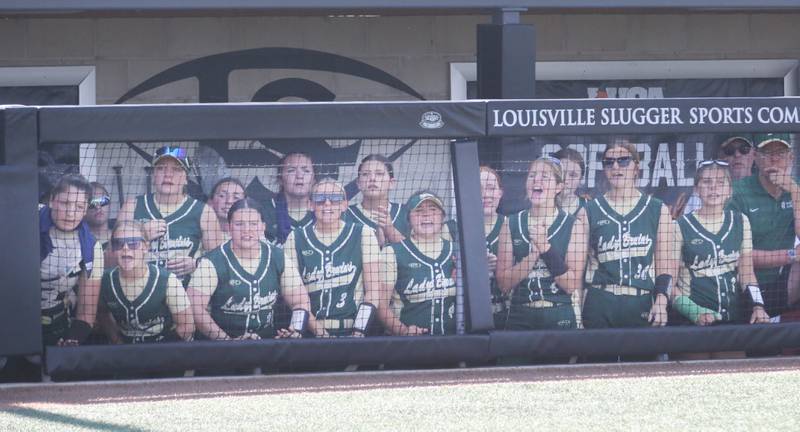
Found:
[488,97,800,136]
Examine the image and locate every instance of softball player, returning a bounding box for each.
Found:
[674,160,769,327]
[284,180,381,337]
[582,140,678,328]
[100,221,194,343]
[496,157,587,330]
[344,154,409,247]
[207,177,246,242]
[188,198,313,340]
[117,146,224,280]
[375,191,457,336]
[40,174,105,346]
[479,166,509,328]
[261,152,316,245]
[730,133,800,318]
[554,148,590,218]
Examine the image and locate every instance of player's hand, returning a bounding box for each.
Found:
[528,219,549,253]
[274,328,302,339]
[767,168,798,194]
[649,294,668,327]
[696,313,717,326]
[57,338,80,347]
[750,306,770,324]
[313,327,331,338]
[166,256,197,277]
[142,219,167,241]
[234,332,261,341]
[486,252,498,273]
[351,330,366,338]
[372,206,390,229]
[400,325,429,336]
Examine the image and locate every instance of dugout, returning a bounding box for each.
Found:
[2,1,800,379]
[1,98,800,378]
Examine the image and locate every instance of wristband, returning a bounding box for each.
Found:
[654,274,672,298]
[290,309,309,332]
[788,249,798,264]
[539,247,568,277]
[353,302,376,334]
[65,319,92,344]
[746,284,765,307]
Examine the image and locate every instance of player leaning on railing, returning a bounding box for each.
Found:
[730,134,800,320]
[40,174,105,347]
[496,157,587,330]
[582,140,679,328]
[284,179,381,337]
[99,220,194,343]
[374,191,457,336]
[673,160,769,328]
[344,154,409,248]
[117,146,224,282]
[187,198,311,340]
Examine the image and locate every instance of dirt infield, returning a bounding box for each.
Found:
[1,357,798,407]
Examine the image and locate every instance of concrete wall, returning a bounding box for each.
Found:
[0,13,798,104]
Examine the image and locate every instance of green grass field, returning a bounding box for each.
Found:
[2,366,799,431]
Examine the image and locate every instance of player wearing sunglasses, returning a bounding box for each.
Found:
[345,154,409,248]
[672,161,768,338]
[98,221,194,343]
[496,157,587,331]
[375,191,457,336]
[582,140,679,329]
[283,179,381,337]
[117,146,224,281]
[730,133,800,319]
[188,198,313,340]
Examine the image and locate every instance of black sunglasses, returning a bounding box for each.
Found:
[312,193,346,204]
[601,156,633,168]
[111,237,146,252]
[89,195,111,209]
[722,143,751,156]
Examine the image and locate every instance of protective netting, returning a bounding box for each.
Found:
[480,133,800,353]
[31,130,800,369]
[37,138,462,347]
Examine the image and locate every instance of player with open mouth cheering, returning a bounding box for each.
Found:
[496,157,587,330]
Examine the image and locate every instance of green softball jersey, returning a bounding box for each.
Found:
[100,264,177,343]
[203,240,284,338]
[344,202,410,238]
[729,175,796,287]
[388,238,457,335]
[585,194,664,291]
[133,193,204,265]
[508,209,576,305]
[677,211,744,322]
[291,221,364,322]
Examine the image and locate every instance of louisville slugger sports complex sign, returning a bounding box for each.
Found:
[488,98,800,135]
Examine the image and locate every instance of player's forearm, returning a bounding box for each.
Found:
[496,253,539,293]
[752,249,794,269]
[76,278,101,326]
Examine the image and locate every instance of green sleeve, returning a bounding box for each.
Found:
[673,295,722,324]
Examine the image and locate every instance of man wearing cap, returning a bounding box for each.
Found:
[118,146,224,281]
[730,133,800,318]
[720,135,756,181]
[373,191,457,336]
